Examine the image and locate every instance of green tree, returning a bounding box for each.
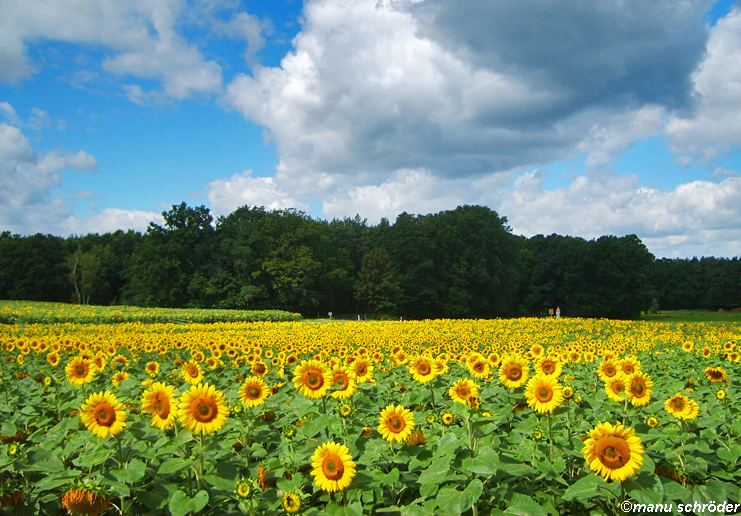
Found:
[355,247,403,314]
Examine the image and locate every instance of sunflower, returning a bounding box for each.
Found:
[467,354,490,380]
[145,361,160,376]
[597,359,620,383]
[111,371,129,386]
[716,389,726,401]
[61,486,111,516]
[525,373,564,414]
[351,359,374,383]
[582,422,643,482]
[282,491,303,514]
[141,382,177,429]
[330,365,358,399]
[46,351,60,367]
[536,355,563,377]
[80,390,127,439]
[235,478,255,500]
[625,372,653,407]
[646,416,659,428]
[180,360,204,385]
[65,356,96,386]
[664,393,699,420]
[449,378,480,405]
[408,355,438,383]
[562,385,574,399]
[292,360,332,399]
[310,441,356,492]
[239,376,270,408]
[178,383,230,434]
[704,366,727,383]
[378,404,415,444]
[605,376,628,403]
[498,354,530,389]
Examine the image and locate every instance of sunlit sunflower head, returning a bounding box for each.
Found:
[352,359,374,383]
[536,355,563,377]
[448,378,480,405]
[597,359,620,382]
[310,441,356,493]
[625,372,653,407]
[605,376,628,403]
[282,491,303,514]
[178,382,230,434]
[65,356,97,386]
[582,421,643,482]
[408,355,438,384]
[46,351,60,368]
[562,385,574,399]
[716,389,726,401]
[646,416,659,428]
[235,478,255,500]
[80,390,127,439]
[141,382,177,430]
[180,360,204,385]
[107,368,127,385]
[145,361,160,376]
[377,404,415,444]
[664,393,698,420]
[61,486,111,516]
[704,366,728,383]
[292,360,333,399]
[239,376,270,408]
[525,373,564,414]
[330,365,358,399]
[498,354,530,389]
[467,354,491,380]
[620,356,642,376]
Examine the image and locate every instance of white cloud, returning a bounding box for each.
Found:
[500,170,741,258]
[64,207,161,235]
[0,0,269,101]
[206,170,309,217]
[665,8,741,161]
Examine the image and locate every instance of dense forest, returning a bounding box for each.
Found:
[1,203,740,320]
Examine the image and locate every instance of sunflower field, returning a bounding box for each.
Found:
[1,315,740,516]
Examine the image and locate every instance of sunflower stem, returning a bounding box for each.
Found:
[428,382,436,410]
[547,412,554,464]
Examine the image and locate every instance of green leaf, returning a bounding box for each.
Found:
[24,447,64,473]
[168,489,209,516]
[691,480,727,516]
[436,478,483,514]
[461,447,499,475]
[418,457,452,486]
[157,456,194,475]
[562,474,611,501]
[503,492,548,516]
[624,472,664,506]
[109,458,146,484]
[717,443,741,464]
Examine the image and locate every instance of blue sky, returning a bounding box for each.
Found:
[1,0,740,258]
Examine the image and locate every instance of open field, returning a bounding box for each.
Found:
[1,307,740,515]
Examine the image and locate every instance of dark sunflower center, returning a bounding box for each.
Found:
[389,415,405,432]
[247,385,262,399]
[417,363,431,375]
[334,374,349,388]
[253,363,266,375]
[356,365,367,375]
[306,371,322,389]
[75,365,88,376]
[95,403,115,426]
[194,400,216,422]
[536,386,553,402]
[322,456,344,480]
[672,398,685,410]
[507,366,521,380]
[632,381,645,396]
[154,395,169,417]
[543,363,555,374]
[597,437,630,469]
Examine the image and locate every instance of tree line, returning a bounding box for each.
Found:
[1,203,739,319]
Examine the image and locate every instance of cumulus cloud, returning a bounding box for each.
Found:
[665,7,741,161]
[206,170,309,217]
[64,207,161,236]
[0,0,268,101]
[500,170,741,258]
[225,0,711,192]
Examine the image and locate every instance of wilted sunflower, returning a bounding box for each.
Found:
[378,404,415,444]
[498,354,530,389]
[582,421,644,482]
[330,365,358,399]
[180,360,204,385]
[80,390,127,439]
[625,372,653,407]
[448,378,480,405]
[525,373,564,414]
[178,383,230,434]
[282,491,303,514]
[311,441,356,493]
[61,485,111,516]
[239,376,270,408]
[65,356,96,386]
[704,366,728,383]
[292,360,333,399]
[408,355,438,384]
[141,382,177,429]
